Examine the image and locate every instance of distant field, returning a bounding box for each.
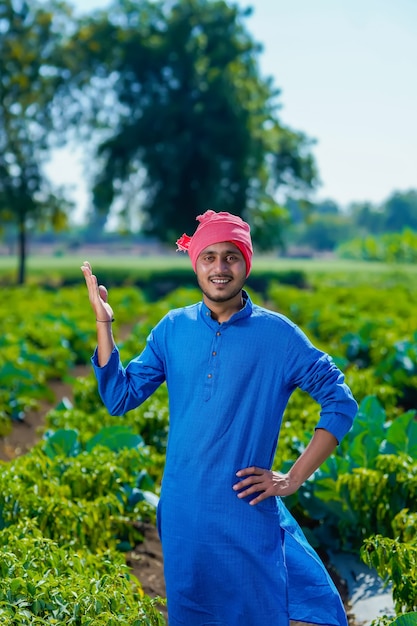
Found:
[1,254,188,271]
[1,253,415,273]
[0,253,417,300]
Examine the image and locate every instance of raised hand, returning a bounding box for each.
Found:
[81,261,114,323]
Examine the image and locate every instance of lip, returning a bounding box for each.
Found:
[210,276,232,285]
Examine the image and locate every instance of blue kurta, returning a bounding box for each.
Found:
[92,292,357,626]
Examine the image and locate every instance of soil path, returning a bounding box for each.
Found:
[0,366,88,461]
[0,367,354,625]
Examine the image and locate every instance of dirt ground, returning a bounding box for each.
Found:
[0,371,354,625]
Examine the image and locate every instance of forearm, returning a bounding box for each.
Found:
[96,321,115,367]
[81,261,116,366]
[287,427,337,488]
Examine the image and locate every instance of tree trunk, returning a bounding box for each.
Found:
[17,215,26,285]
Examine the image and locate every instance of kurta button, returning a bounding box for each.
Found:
[216,331,221,336]
[212,351,217,356]
[207,374,212,378]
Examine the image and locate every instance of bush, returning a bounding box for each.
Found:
[0,520,165,625]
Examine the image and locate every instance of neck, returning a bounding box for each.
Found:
[204,292,244,323]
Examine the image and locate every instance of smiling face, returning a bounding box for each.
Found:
[195,241,247,307]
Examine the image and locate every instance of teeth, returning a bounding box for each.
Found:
[212,279,229,284]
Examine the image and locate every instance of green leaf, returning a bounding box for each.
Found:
[54,397,74,411]
[382,411,417,457]
[0,362,33,384]
[350,395,387,440]
[349,430,381,468]
[42,428,81,459]
[136,469,155,491]
[389,612,417,626]
[142,490,159,508]
[85,426,144,452]
[10,577,24,594]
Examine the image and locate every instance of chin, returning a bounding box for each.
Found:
[204,287,242,303]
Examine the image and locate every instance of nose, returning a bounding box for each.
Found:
[214,257,229,273]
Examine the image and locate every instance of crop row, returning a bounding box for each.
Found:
[1,278,416,622]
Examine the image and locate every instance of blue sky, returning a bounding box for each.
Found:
[48,0,417,214]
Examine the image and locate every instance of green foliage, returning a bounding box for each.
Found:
[372,614,417,626]
[375,333,417,409]
[249,202,290,251]
[392,510,417,544]
[383,191,417,232]
[268,279,417,409]
[286,191,417,254]
[0,280,168,620]
[45,373,168,475]
[390,615,417,626]
[350,190,417,237]
[342,329,417,409]
[343,366,399,415]
[0,347,51,424]
[338,228,417,263]
[0,427,158,551]
[361,534,417,613]
[279,395,417,552]
[0,284,154,424]
[336,454,417,548]
[68,0,317,242]
[0,519,165,624]
[0,0,76,284]
[2,272,417,619]
[290,212,355,251]
[321,190,417,259]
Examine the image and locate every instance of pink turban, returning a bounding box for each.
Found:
[176,210,253,277]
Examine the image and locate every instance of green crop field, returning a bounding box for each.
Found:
[0,259,416,623]
[1,253,416,285]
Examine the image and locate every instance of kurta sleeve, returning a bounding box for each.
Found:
[284,324,357,443]
[91,329,166,416]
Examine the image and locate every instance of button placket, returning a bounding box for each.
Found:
[204,329,221,400]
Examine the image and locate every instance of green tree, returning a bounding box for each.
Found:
[68,0,317,246]
[294,213,354,251]
[348,191,417,237]
[383,190,417,232]
[285,197,357,252]
[349,201,384,235]
[0,0,73,284]
[314,199,340,215]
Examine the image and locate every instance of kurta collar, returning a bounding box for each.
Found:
[200,290,253,328]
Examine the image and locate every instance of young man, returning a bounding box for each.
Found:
[81,210,357,626]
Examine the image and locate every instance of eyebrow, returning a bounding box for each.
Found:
[199,248,242,256]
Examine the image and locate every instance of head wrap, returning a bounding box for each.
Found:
[176,210,253,277]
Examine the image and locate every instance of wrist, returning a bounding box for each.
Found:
[286,467,305,490]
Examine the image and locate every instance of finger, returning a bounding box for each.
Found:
[249,491,269,506]
[233,475,264,491]
[234,477,267,498]
[235,466,264,478]
[98,285,108,303]
[84,272,98,290]
[81,268,98,294]
[82,272,101,305]
[236,485,263,499]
